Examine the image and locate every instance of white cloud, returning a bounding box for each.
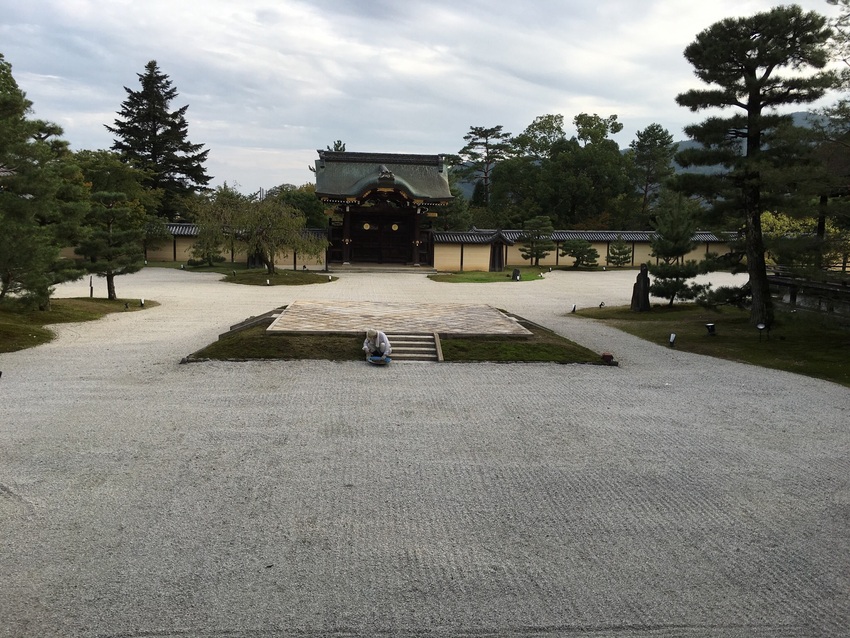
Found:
[2,0,844,193]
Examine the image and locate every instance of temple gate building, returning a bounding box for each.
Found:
[313,151,453,266]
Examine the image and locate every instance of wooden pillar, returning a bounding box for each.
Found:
[412,208,422,265]
[342,206,352,264]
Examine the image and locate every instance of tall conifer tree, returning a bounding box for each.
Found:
[107,60,211,221]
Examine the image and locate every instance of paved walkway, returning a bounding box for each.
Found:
[1,268,848,638]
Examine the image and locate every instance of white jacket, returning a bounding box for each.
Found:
[363,331,392,356]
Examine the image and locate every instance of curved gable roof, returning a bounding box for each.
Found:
[314,151,453,205]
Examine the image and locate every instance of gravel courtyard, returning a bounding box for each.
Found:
[1,267,848,638]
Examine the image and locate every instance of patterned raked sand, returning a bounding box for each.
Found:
[267,300,532,336]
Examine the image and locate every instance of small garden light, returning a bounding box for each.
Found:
[757,323,770,341]
[669,333,676,347]
[705,323,716,336]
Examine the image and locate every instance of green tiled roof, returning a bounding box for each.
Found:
[314,151,452,204]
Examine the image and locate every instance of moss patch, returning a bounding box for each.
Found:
[578,304,850,387]
[0,298,159,353]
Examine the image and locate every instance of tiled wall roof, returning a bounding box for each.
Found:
[433,229,729,244]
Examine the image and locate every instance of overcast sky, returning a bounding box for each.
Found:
[2,0,844,193]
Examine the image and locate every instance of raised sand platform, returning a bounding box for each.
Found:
[267,300,532,336]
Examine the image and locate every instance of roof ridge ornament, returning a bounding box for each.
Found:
[378,165,395,182]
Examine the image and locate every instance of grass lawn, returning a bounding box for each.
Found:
[578,303,850,387]
[439,319,600,363]
[191,318,602,364]
[192,328,363,361]
[429,267,549,283]
[429,266,611,283]
[0,298,159,354]
[146,262,336,285]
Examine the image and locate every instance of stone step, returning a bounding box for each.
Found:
[384,332,439,362]
[392,353,438,361]
[386,336,434,344]
[391,346,437,354]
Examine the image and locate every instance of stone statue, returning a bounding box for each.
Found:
[631,263,651,312]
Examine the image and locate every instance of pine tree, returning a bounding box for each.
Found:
[650,192,698,264]
[75,191,146,300]
[107,60,211,221]
[648,260,706,306]
[675,6,838,325]
[74,149,155,299]
[518,215,555,266]
[0,54,86,308]
[647,192,713,305]
[606,235,633,267]
[456,125,512,208]
[560,240,599,268]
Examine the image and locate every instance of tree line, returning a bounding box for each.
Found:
[449,114,676,233]
[3,2,850,322]
[1,57,324,306]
